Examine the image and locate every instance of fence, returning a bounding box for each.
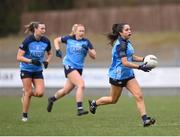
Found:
[21,4,180,34]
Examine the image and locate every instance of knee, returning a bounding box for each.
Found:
[110,98,118,104]
[77,84,85,91]
[35,90,44,97]
[36,93,44,97]
[63,88,72,95]
[135,94,143,102]
[24,90,33,97]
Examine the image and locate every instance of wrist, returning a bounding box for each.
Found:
[29,59,32,63]
[138,65,141,69]
[142,57,145,62]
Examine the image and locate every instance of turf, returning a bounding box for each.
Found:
[0,96,179,136]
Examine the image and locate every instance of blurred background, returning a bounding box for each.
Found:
[0,0,180,96]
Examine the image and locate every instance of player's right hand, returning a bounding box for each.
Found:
[56,49,63,58]
[138,62,151,72]
[43,61,48,69]
[31,59,41,66]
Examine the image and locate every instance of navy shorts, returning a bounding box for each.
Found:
[109,76,135,87]
[64,65,82,78]
[20,70,44,79]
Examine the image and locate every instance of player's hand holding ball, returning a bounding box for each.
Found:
[138,55,158,72]
[138,62,151,72]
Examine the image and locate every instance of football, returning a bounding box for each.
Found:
[144,55,158,69]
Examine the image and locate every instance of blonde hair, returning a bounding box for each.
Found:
[24,21,43,34]
[69,24,85,36]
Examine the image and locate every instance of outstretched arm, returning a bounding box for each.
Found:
[121,57,139,69]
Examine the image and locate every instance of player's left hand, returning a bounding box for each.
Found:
[43,61,48,69]
[138,62,152,72]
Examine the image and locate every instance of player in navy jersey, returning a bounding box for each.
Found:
[17,21,53,122]
[47,24,96,116]
[88,23,156,127]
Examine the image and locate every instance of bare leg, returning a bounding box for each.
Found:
[67,70,88,115]
[33,79,45,97]
[126,78,156,127]
[96,85,122,106]
[54,79,75,99]
[67,70,85,103]
[126,78,146,116]
[88,84,122,114]
[21,78,33,121]
[47,78,75,112]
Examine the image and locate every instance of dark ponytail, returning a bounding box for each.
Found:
[107,23,127,46]
[24,21,41,34]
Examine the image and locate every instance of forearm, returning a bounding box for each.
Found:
[88,49,96,59]
[123,61,139,69]
[45,51,53,62]
[54,37,61,50]
[133,55,144,62]
[17,56,31,63]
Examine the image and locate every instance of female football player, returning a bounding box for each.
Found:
[88,23,156,127]
[47,24,96,116]
[17,21,53,122]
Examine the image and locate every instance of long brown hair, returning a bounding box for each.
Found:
[107,23,127,46]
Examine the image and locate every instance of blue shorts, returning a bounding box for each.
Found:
[109,76,135,87]
[64,65,82,78]
[20,70,44,79]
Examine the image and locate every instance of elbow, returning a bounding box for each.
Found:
[16,55,21,62]
[122,61,129,67]
[91,54,96,59]
[54,38,58,43]
[54,37,60,45]
[90,53,96,60]
[89,50,96,59]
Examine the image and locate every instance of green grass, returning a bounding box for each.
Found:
[0,96,179,136]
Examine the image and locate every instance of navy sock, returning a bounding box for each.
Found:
[77,102,83,110]
[23,113,28,118]
[142,114,147,122]
[51,96,57,102]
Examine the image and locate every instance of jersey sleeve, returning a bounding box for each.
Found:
[61,35,70,43]
[46,39,51,52]
[87,39,94,49]
[117,41,127,58]
[19,39,29,51]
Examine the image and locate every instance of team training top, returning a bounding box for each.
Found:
[19,34,51,72]
[60,35,94,69]
[108,37,135,80]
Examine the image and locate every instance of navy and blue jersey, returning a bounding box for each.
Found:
[19,35,51,72]
[108,37,135,80]
[60,35,94,69]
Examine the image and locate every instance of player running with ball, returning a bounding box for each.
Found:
[88,23,156,127]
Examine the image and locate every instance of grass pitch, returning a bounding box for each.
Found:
[0,95,179,136]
